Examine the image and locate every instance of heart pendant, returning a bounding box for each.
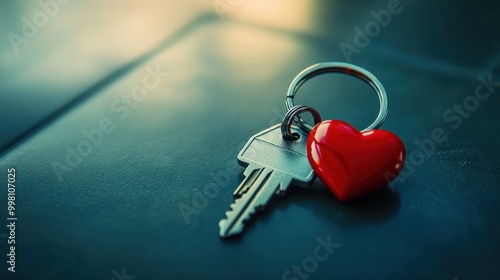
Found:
[307,120,406,201]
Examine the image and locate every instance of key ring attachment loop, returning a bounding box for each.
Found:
[286,62,388,133]
[281,105,322,141]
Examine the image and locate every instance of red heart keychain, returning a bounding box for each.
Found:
[283,62,406,201]
[307,120,405,201]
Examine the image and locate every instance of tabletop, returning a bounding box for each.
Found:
[0,1,499,279]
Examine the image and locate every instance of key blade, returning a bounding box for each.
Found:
[233,163,263,198]
[219,169,292,238]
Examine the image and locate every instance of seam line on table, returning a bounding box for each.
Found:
[0,13,218,158]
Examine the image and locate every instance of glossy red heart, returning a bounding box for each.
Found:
[306,120,405,201]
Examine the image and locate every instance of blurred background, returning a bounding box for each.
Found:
[0,0,499,279]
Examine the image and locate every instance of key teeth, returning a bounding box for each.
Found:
[222,197,261,221]
[219,165,294,238]
[219,197,262,238]
[219,182,290,238]
[223,202,238,217]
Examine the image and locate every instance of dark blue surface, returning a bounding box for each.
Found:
[0,1,499,279]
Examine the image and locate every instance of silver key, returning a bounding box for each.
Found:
[219,124,315,238]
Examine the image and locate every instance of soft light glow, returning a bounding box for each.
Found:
[230,0,316,32]
[212,23,300,79]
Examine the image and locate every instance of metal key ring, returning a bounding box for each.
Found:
[286,62,388,133]
[281,105,322,141]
